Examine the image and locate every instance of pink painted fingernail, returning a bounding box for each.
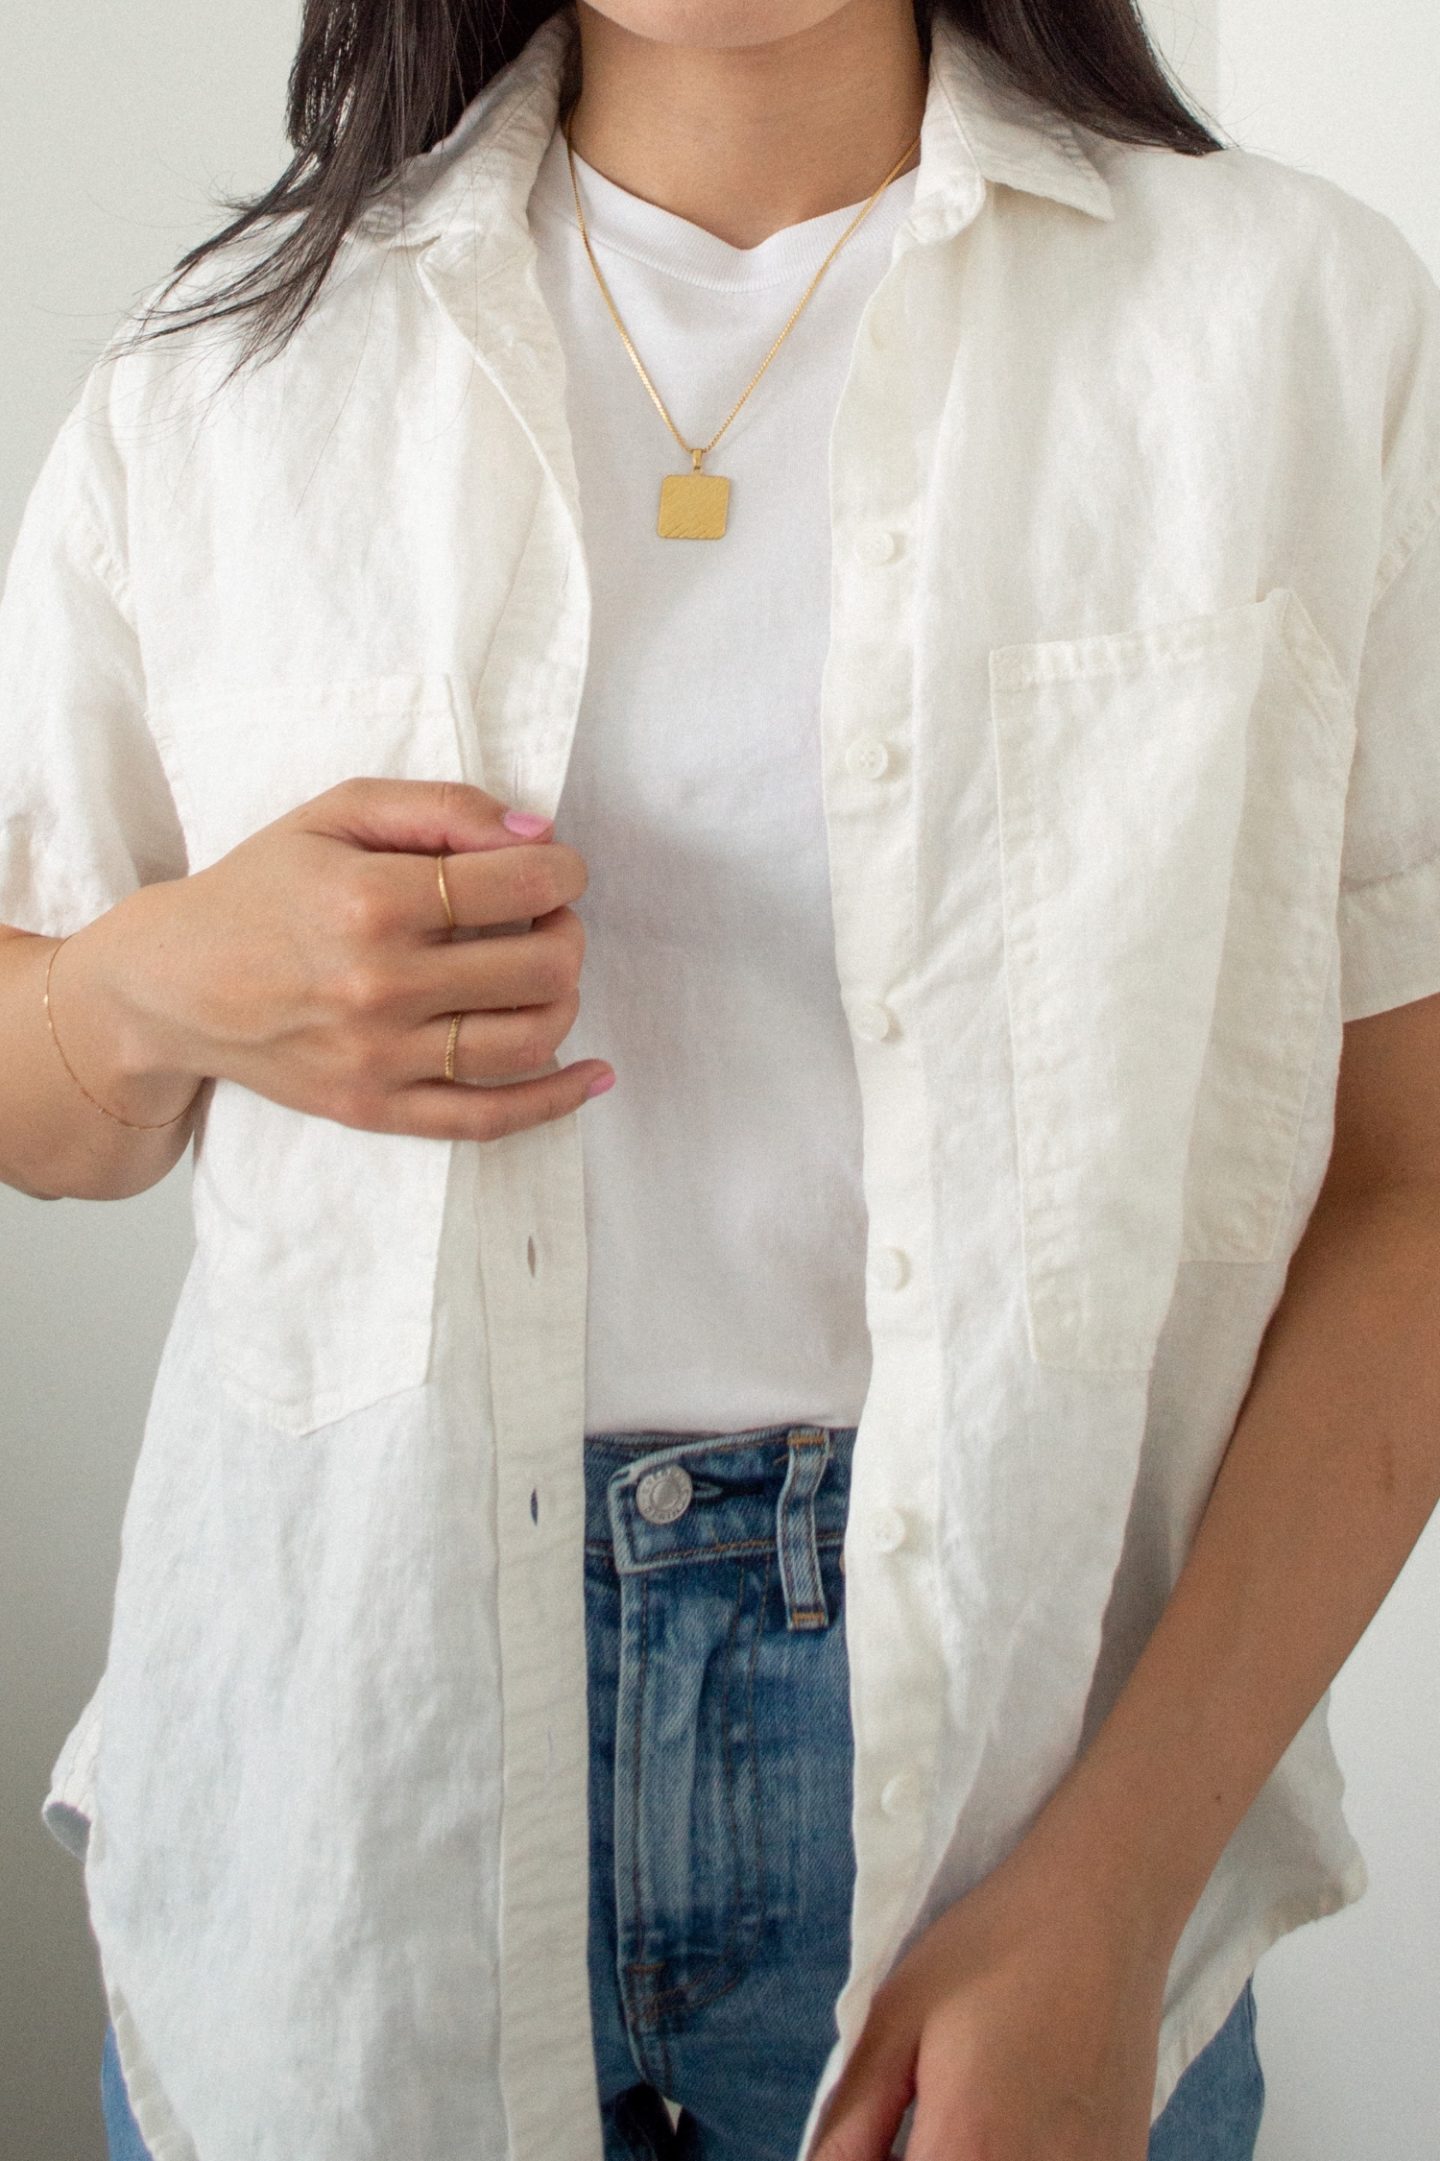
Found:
[502,809,552,837]
[584,1071,616,1099]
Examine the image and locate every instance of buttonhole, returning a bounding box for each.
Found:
[526,1233,538,1277]
[530,1488,540,1525]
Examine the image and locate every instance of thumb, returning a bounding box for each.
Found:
[809,2031,916,2161]
[294,776,554,856]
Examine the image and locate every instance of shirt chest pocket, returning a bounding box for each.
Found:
[148,674,477,1435]
[989,587,1355,1374]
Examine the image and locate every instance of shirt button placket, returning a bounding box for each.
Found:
[855,525,901,564]
[850,999,895,1043]
[822,293,947,1968]
[846,734,893,780]
[868,1244,910,1292]
[880,1768,921,1817]
[870,1506,908,1553]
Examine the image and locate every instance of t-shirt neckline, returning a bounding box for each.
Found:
[527,125,919,293]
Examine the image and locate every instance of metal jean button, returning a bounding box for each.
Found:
[635,1463,694,1525]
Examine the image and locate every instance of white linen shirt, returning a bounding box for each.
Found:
[7,6,1440,2157]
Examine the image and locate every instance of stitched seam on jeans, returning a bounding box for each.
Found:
[586,1534,847,1563]
[624,1568,747,2021]
[626,1556,770,2023]
[746,1548,770,1988]
[626,1572,652,2034]
[718,1558,750,1973]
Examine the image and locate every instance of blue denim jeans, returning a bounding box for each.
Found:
[101,1422,1265,2161]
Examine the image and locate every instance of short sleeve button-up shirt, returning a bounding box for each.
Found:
[6,5,1440,2157]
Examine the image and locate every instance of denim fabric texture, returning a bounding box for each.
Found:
[100,2021,152,2161]
[101,1422,1265,2161]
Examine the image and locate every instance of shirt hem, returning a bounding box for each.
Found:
[87,1813,202,2161]
[1148,1853,1370,2122]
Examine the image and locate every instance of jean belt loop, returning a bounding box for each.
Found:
[775,1428,832,1632]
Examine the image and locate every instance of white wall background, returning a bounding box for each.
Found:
[0,13,299,2157]
[1,5,1435,2157]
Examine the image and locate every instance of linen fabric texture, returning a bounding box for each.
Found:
[5,5,1440,2158]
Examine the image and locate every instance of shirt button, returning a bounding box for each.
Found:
[846,735,892,780]
[636,1464,693,1525]
[855,526,900,564]
[850,1000,894,1042]
[870,1506,907,1552]
[869,1244,909,1290]
[881,1769,921,1816]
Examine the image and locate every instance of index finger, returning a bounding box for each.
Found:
[440,837,590,934]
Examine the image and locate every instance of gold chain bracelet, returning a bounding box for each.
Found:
[42,933,195,1131]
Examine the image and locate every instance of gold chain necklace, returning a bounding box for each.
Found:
[562,105,922,540]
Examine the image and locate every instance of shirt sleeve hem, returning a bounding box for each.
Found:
[1337,847,1440,1021]
[0,844,139,943]
[1374,475,1440,606]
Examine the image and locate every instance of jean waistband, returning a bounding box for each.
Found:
[582,1424,858,1574]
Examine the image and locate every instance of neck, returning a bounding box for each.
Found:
[564,0,928,249]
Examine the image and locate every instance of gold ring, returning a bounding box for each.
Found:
[443,1012,462,1083]
[436,853,457,931]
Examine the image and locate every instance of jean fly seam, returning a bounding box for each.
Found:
[622,1554,765,2035]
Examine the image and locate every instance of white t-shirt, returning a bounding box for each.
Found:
[527,127,919,1434]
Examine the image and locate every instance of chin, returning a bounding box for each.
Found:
[576,0,861,50]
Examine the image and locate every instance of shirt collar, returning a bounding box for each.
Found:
[352,0,1114,258]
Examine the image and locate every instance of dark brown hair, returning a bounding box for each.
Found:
[115,0,1225,375]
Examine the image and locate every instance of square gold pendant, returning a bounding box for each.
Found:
[657,470,730,539]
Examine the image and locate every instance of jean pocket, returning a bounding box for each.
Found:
[990,588,1354,1373]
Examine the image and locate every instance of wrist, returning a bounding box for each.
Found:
[1006,1759,1208,1969]
[53,885,205,1125]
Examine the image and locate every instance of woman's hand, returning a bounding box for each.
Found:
[70,776,615,1142]
[809,1834,1173,2161]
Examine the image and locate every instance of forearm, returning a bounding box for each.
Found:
[0,885,201,1201]
[1022,1178,1440,1949]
